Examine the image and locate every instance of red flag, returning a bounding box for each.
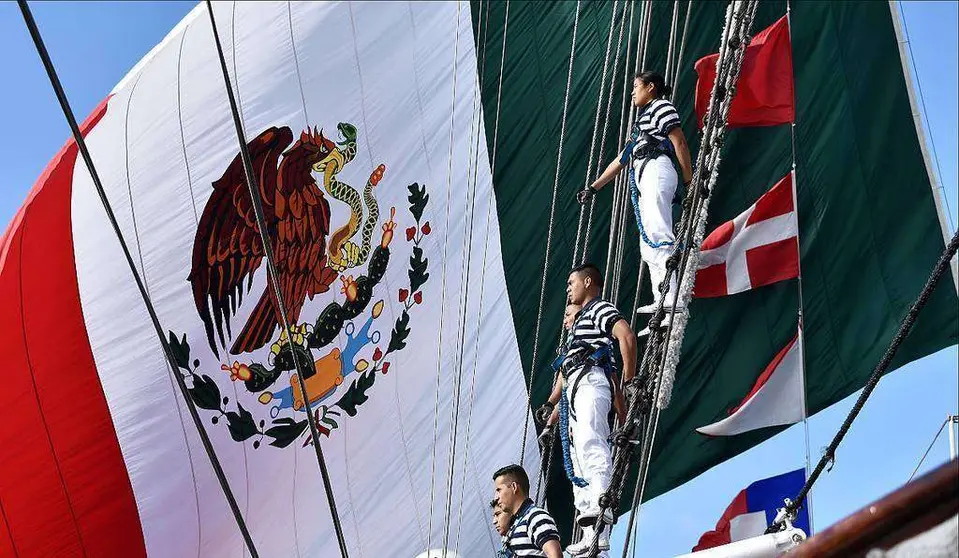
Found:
[695,173,799,298]
[694,15,794,128]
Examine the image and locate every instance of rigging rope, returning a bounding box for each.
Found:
[671,0,694,103]
[603,0,637,296]
[203,2,350,555]
[628,0,760,547]
[581,1,630,263]
[768,228,959,533]
[664,1,681,90]
[607,0,640,303]
[451,2,505,554]
[518,0,582,468]
[572,0,623,267]
[17,2,260,556]
[440,5,488,552]
[584,3,762,556]
[907,417,951,484]
[425,2,464,554]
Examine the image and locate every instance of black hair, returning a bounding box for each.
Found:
[635,70,672,99]
[571,262,604,290]
[492,464,530,496]
[489,498,500,509]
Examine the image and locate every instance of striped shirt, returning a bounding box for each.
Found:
[620,98,681,163]
[502,499,560,557]
[567,298,624,361]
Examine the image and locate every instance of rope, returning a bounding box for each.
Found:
[664,1,680,88]
[670,0,694,103]
[603,0,637,296]
[628,262,647,330]
[907,417,950,483]
[769,229,959,531]
[519,0,581,467]
[534,421,558,505]
[440,5,487,551]
[203,2,350,555]
[572,0,622,266]
[582,1,630,263]
[583,4,762,555]
[17,2,260,556]
[639,1,654,72]
[452,1,503,553]
[426,2,463,553]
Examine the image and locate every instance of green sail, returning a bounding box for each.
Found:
[473,0,958,539]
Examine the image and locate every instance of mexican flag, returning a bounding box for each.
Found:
[1,1,956,556]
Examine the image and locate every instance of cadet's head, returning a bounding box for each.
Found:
[567,264,603,304]
[492,464,529,510]
[490,498,514,536]
[633,70,672,106]
[563,303,583,330]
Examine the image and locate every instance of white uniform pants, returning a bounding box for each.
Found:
[568,365,613,520]
[631,154,679,306]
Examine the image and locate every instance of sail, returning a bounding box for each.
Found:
[472,0,958,538]
[3,0,958,555]
[0,2,537,556]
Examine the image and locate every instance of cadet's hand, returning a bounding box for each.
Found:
[534,402,555,428]
[576,187,596,205]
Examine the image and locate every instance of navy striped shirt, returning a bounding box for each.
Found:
[503,499,560,557]
[620,98,681,163]
[567,298,624,361]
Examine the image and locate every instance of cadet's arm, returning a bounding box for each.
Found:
[668,127,693,184]
[612,319,637,383]
[543,539,564,558]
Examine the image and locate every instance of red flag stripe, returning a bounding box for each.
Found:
[729,333,800,415]
[0,99,146,557]
[693,489,749,551]
[746,172,794,225]
[746,237,800,290]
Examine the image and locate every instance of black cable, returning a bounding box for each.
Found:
[16,2,260,555]
[202,2,349,556]
[768,229,959,532]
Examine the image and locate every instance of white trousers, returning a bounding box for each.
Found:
[631,154,679,306]
[568,365,613,519]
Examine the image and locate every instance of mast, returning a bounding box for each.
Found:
[888,0,958,293]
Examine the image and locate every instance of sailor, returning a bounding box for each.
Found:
[490,498,515,557]
[577,71,694,334]
[536,303,626,442]
[556,264,637,556]
[492,465,564,558]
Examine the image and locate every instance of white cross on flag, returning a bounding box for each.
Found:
[695,173,799,298]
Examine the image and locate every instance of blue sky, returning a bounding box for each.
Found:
[1,2,955,557]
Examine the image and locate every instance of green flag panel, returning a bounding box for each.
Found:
[473,0,958,539]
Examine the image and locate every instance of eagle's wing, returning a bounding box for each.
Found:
[188,126,293,356]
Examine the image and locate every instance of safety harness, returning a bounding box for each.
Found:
[551,298,619,488]
[621,104,681,249]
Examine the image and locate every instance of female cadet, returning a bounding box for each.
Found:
[577,71,693,334]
